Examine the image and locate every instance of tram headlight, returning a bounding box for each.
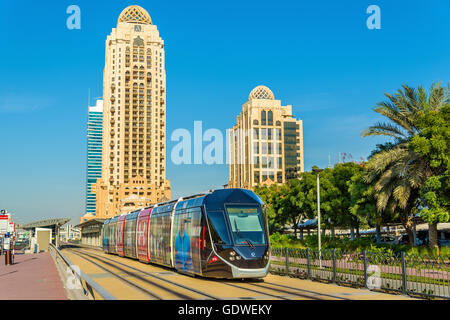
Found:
[229,250,240,261]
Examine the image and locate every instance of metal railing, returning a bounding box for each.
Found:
[270,247,450,299]
[49,243,116,300]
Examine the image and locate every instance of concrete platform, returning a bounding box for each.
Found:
[0,251,68,300]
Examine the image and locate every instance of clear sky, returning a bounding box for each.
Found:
[0,0,449,225]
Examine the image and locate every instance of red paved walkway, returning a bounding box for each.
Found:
[0,251,68,300]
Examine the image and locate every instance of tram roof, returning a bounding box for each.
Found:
[203,188,264,210]
[103,188,264,223]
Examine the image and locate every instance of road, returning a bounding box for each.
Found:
[60,246,414,300]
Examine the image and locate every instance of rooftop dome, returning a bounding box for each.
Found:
[249,86,275,100]
[118,5,152,25]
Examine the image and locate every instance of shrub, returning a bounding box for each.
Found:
[270,233,450,257]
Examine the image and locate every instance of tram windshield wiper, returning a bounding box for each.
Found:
[234,219,240,236]
[234,219,254,248]
[244,238,255,249]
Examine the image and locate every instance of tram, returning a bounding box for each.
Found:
[102,188,271,279]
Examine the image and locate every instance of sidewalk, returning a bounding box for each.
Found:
[0,251,68,300]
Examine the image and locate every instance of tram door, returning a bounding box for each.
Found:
[137,208,151,262]
[173,207,203,275]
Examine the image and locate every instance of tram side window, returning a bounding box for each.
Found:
[103,225,108,247]
[206,211,231,245]
[125,220,133,248]
[111,224,115,244]
[130,218,137,252]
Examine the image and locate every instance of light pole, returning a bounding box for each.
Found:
[312,167,323,268]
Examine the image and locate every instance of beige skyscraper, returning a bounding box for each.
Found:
[228,86,304,189]
[94,5,170,219]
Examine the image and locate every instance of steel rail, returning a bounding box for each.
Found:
[259,281,350,300]
[71,249,195,299]
[75,246,221,300]
[69,250,165,300]
[219,281,292,300]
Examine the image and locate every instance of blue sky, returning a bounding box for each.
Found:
[0,0,449,225]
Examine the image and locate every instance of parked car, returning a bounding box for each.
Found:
[438,231,450,246]
[393,230,449,246]
[373,236,397,244]
[396,234,425,246]
[397,234,409,245]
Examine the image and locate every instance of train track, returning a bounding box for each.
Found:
[239,281,349,300]
[217,281,294,300]
[69,249,165,299]
[66,245,350,300]
[216,278,350,300]
[69,247,220,300]
[76,247,292,300]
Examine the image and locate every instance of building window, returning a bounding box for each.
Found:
[261,129,267,140]
[277,157,282,168]
[262,142,267,154]
[277,172,283,183]
[262,156,267,168]
[253,142,259,154]
[253,156,260,168]
[268,111,273,126]
[254,171,260,183]
[253,128,259,140]
[267,157,274,169]
[276,128,281,140]
[261,171,268,182]
[261,111,266,125]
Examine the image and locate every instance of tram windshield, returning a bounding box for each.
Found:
[226,205,267,245]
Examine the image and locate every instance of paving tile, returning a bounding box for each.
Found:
[0,252,68,300]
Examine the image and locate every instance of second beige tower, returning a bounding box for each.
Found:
[228,86,304,189]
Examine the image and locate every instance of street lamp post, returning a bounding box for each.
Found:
[312,167,323,268]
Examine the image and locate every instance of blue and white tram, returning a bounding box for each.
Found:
[102,188,270,279]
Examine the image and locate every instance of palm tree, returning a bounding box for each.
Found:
[362,83,449,246]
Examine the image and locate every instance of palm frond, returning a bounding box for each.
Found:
[365,82,450,218]
[392,181,411,209]
[361,122,407,140]
[372,103,415,136]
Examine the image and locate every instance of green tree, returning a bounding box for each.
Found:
[348,165,397,243]
[277,180,306,238]
[254,184,284,233]
[410,105,450,249]
[363,83,449,246]
[291,172,318,235]
[328,163,363,236]
[256,175,318,238]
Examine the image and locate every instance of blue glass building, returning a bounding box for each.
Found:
[86,99,103,216]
